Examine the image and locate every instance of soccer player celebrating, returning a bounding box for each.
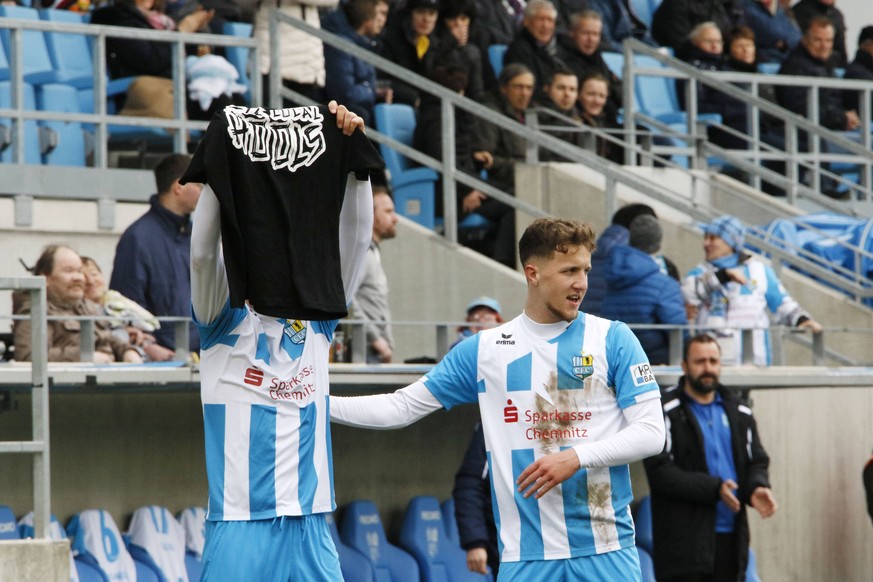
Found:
[188,101,381,580]
[331,217,666,580]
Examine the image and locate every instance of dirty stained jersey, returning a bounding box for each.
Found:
[330,311,662,563]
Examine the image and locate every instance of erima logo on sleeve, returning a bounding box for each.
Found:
[496,333,515,345]
[630,363,656,386]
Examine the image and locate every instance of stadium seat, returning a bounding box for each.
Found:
[340,499,421,582]
[132,557,161,582]
[18,511,80,582]
[66,509,137,582]
[439,498,459,547]
[602,51,624,80]
[75,557,109,582]
[327,512,376,582]
[178,506,205,581]
[637,545,656,582]
[0,504,20,540]
[0,5,56,85]
[633,495,653,554]
[630,0,657,29]
[0,80,43,164]
[38,8,93,88]
[36,83,86,166]
[487,44,507,78]
[222,21,253,104]
[399,495,490,582]
[127,505,189,582]
[373,103,438,229]
[757,62,780,75]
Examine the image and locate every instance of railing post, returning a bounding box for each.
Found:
[740,329,755,365]
[80,319,95,363]
[435,324,449,362]
[693,121,708,171]
[525,111,540,163]
[441,98,458,243]
[351,322,366,364]
[29,280,50,539]
[812,331,825,366]
[668,328,683,366]
[174,320,190,362]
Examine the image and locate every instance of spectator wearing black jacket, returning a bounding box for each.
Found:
[791,0,847,67]
[379,0,442,107]
[645,334,777,582]
[452,422,498,577]
[843,26,873,113]
[651,0,744,52]
[503,0,566,104]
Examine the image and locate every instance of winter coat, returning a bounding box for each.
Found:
[90,2,173,79]
[741,0,800,64]
[777,43,847,131]
[557,34,623,124]
[504,27,566,104]
[321,8,377,126]
[588,0,657,53]
[644,383,771,581]
[253,0,338,85]
[843,49,873,112]
[478,91,528,193]
[651,0,744,51]
[601,245,687,364]
[581,224,629,317]
[791,0,847,67]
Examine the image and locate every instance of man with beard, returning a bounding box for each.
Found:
[644,334,777,582]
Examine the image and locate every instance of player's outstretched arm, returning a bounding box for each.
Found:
[517,398,665,499]
[330,381,442,429]
[190,185,229,325]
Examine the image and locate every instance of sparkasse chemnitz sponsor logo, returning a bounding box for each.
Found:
[496,333,515,346]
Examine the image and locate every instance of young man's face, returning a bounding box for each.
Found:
[411,8,438,36]
[46,247,86,306]
[546,73,578,111]
[682,340,722,396]
[526,245,591,323]
[372,0,389,35]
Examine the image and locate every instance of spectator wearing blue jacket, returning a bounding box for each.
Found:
[322,0,390,127]
[601,214,687,364]
[588,0,658,53]
[742,0,800,64]
[110,154,201,354]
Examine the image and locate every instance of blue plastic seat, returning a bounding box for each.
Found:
[341,499,421,582]
[66,509,137,582]
[75,557,110,582]
[222,20,253,103]
[0,80,43,164]
[630,0,656,29]
[327,512,376,582]
[39,8,93,88]
[440,498,459,547]
[633,496,653,555]
[399,496,490,582]
[36,83,86,166]
[757,62,780,75]
[0,6,57,85]
[602,51,624,80]
[487,44,507,78]
[0,504,19,540]
[127,505,189,582]
[374,103,439,229]
[746,548,762,582]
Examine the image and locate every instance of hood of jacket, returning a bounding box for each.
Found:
[603,244,660,290]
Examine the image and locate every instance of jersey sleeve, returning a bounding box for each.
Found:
[194,299,247,351]
[605,321,661,409]
[421,334,481,410]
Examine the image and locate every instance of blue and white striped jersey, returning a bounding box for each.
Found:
[196,301,339,521]
[423,312,660,563]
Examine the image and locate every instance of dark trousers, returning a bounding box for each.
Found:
[661,532,740,582]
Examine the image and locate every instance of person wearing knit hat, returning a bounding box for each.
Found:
[843,25,873,112]
[682,214,823,365]
[601,215,687,365]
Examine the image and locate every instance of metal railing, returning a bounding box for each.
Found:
[0,277,50,539]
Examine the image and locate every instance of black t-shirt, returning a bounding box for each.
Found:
[181,105,384,320]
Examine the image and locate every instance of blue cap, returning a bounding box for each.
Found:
[701,215,745,250]
[466,296,501,315]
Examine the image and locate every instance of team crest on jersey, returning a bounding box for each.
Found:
[283,319,307,344]
[572,353,594,380]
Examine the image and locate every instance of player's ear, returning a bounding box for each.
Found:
[523,263,539,286]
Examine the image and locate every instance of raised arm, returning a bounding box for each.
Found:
[190,185,228,325]
[338,175,374,302]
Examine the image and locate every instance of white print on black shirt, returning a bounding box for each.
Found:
[224,105,326,172]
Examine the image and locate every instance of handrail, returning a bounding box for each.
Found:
[0,277,50,539]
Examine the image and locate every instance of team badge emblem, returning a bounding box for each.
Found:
[284,319,307,344]
[572,353,594,380]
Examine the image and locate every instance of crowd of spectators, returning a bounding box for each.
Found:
[24,0,870,262]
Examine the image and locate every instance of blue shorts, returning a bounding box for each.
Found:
[201,514,342,582]
[498,547,642,582]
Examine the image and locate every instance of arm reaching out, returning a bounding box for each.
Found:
[329,381,443,429]
[517,397,665,499]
